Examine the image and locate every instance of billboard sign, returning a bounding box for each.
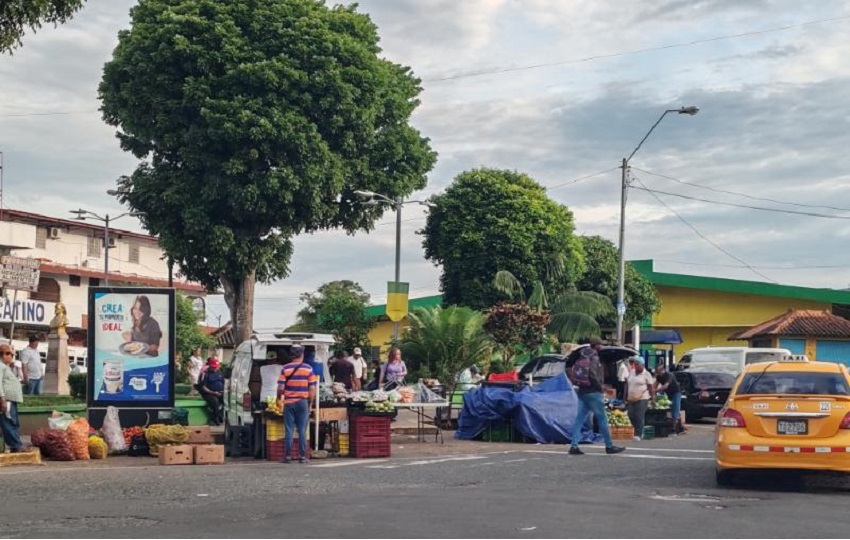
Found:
[0,255,40,291]
[87,287,175,407]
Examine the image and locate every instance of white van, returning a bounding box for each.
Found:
[224,333,335,431]
[676,346,792,375]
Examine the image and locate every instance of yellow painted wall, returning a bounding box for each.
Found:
[652,286,830,355]
[368,319,410,359]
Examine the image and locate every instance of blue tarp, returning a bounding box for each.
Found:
[455,374,602,444]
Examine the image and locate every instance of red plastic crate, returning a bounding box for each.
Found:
[351,438,391,458]
[265,439,311,461]
[350,415,391,438]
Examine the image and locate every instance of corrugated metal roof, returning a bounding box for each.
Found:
[729,309,850,340]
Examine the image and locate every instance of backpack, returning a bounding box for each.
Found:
[570,352,594,389]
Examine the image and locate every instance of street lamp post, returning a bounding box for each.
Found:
[353,190,433,341]
[615,106,699,345]
[70,209,145,286]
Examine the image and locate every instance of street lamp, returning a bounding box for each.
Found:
[70,209,145,286]
[353,190,435,341]
[615,106,699,344]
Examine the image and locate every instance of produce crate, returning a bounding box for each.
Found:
[350,416,392,440]
[478,420,512,443]
[611,426,634,440]
[351,437,391,458]
[265,438,311,461]
[641,425,655,440]
[266,419,285,441]
[649,419,674,438]
[348,407,395,417]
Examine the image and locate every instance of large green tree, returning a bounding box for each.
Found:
[575,235,661,327]
[289,280,375,352]
[421,168,585,309]
[100,0,436,345]
[1,0,85,53]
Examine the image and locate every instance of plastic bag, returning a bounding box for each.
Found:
[67,418,91,460]
[144,424,189,456]
[417,382,444,403]
[102,405,126,453]
[128,434,149,457]
[48,411,74,431]
[31,428,75,461]
[88,436,108,459]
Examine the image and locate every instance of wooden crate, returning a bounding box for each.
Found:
[611,426,634,440]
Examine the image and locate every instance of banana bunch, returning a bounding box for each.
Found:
[264,396,283,416]
[606,409,632,427]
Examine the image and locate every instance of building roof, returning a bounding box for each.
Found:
[40,261,205,293]
[729,309,850,340]
[632,260,850,305]
[0,208,156,242]
[365,294,443,318]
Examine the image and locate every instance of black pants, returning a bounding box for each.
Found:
[203,393,223,424]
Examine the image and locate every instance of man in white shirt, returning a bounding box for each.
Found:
[188,347,205,395]
[350,348,368,390]
[21,336,44,395]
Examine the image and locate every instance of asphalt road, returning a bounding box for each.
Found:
[3,423,850,538]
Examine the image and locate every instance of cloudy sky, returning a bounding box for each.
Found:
[2,0,850,330]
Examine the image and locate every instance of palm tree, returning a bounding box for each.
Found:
[492,270,613,343]
[400,306,494,394]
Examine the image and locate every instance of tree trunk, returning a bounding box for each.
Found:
[221,269,256,347]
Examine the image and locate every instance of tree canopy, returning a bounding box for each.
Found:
[289,280,376,352]
[421,168,585,310]
[575,235,661,327]
[1,0,85,54]
[100,0,436,345]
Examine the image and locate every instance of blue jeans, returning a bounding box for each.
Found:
[0,401,23,451]
[570,392,613,448]
[284,399,309,460]
[27,378,43,396]
[670,392,682,422]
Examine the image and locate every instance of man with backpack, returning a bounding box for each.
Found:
[568,337,625,455]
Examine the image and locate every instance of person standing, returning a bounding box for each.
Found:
[199,358,225,426]
[329,350,356,391]
[0,342,24,453]
[277,345,317,464]
[568,337,625,455]
[379,347,407,390]
[350,348,368,390]
[625,357,655,441]
[655,364,685,434]
[188,347,204,395]
[21,336,43,395]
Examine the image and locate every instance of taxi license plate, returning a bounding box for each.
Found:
[777,419,808,435]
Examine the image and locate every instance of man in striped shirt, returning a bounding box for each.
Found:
[277,345,317,463]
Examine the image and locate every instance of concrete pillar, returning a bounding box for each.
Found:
[43,333,70,395]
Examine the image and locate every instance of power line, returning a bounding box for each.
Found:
[544,167,619,191]
[632,176,778,283]
[631,184,850,220]
[633,167,850,213]
[0,110,96,118]
[427,14,850,83]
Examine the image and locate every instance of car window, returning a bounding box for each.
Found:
[536,361,565,378]
[692,373,736,388]
[745,351,787,365]
[737,372,850,396]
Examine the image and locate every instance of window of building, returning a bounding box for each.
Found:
[35,227,47,249]
[87,236,101,258]
[69,275,81,287]
[89,277,100,287]
[129,244,140,264]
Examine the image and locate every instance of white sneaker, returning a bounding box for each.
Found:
[633,436,641,441]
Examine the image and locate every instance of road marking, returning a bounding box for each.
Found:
[522,450,713,461]
[311,459,390,468]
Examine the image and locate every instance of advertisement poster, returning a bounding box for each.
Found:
[88,288,175,407]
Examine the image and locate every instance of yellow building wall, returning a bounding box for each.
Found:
[652,286,830,355]
[368,319,411,359]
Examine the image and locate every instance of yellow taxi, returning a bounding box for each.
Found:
[715,355,850,485]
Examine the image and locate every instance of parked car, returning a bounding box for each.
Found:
[518,345,638,386]
[676,347,791,376]
[674,370,737,421]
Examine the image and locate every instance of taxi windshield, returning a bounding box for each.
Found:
[738,371,850,396]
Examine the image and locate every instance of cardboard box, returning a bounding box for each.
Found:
[186,426,213,445]
[158,445,194,466]
[193,444,225,465]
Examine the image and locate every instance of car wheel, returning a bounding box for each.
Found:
[716,468,736,487]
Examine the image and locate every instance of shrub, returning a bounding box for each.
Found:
[67,373,87,401]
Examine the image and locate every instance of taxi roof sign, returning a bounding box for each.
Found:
[780,354,809,363]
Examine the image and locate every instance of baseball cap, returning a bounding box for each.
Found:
[290,344,305,357]
[353,347,362,355]
[208,359,221,369]
[632,356,645,366]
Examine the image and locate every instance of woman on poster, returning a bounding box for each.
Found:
[122,295,162,356]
